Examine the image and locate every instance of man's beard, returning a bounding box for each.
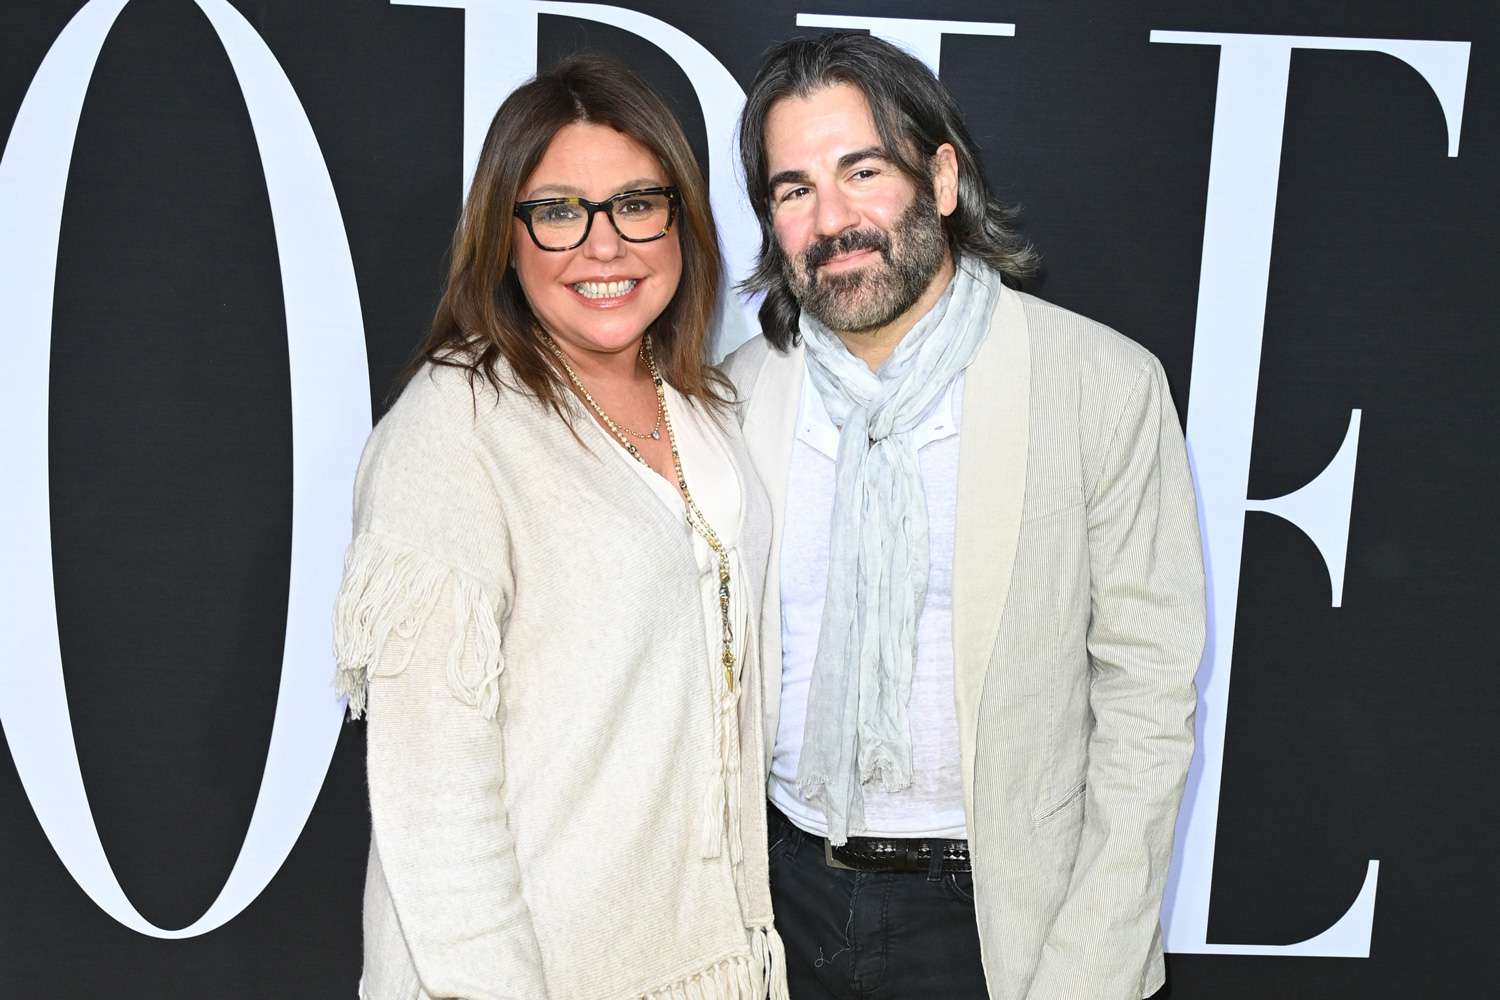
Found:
[780,185,948,334]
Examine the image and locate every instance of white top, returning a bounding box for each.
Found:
[614,386,757,840]
[615,385,750,678]
[770,369,968,839]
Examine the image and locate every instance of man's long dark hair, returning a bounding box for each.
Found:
[737,33,1038,350]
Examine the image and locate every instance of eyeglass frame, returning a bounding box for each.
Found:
[511,186,681,251]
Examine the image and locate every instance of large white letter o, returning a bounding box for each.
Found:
[0,0,369,937]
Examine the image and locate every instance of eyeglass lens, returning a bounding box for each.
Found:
[526,192,672,248]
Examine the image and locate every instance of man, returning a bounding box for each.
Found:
[724,33,1206,1000]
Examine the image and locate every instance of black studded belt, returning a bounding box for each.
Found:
[824,833,972,874]
[771,803,972,874]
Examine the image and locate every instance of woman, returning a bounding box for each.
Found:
[333,56,787,1000]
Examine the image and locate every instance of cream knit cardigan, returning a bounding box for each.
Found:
[332,361,788,1000]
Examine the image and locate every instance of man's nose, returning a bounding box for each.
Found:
[813,185,860,238]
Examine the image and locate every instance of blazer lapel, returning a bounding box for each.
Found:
[742,340,804,766]
[952,286,1030,817]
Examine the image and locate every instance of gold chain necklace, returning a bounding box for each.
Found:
[622,408,663,441]
[549,338,662,440]
[545,334,736,692]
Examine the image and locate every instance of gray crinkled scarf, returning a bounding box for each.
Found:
[795,262,1002,845]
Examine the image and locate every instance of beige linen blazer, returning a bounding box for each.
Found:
[722,285,1206,1000]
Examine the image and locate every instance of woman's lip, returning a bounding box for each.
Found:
[568,277,644,308]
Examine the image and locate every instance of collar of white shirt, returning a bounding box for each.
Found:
[795,367,965,459]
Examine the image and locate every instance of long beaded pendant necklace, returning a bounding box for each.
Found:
[545,334,736,693]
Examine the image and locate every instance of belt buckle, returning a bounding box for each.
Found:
[824,839,858,871]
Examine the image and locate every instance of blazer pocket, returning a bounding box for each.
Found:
[1034,777,1087,826]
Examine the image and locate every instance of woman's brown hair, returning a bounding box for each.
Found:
[407,54,727,414]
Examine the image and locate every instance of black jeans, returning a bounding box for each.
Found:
[767,804,989,999]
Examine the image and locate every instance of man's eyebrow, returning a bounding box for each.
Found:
[835,146,890,172]
[768,148,892,191]
[768,168,812,191]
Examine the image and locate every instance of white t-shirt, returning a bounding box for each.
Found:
[769,370,968,839]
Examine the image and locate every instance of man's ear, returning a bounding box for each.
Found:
[931,143,959,217]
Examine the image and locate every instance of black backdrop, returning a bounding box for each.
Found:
[2,1,1497,997]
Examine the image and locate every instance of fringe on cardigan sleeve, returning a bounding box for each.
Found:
[345,529,549,999]
[333,531,506,722]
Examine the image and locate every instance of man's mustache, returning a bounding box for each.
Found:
[802,228,891,273]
